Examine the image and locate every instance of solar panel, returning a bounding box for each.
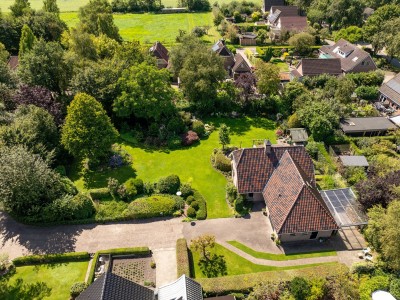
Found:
[320,188,368,227]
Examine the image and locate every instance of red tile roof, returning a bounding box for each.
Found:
[263,151,338,234]
[232,143,314,194]
[149,41,169,62]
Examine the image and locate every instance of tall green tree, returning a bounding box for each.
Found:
[218,123,230,149]
[18,39,71,93]
[0,105,59,160]
[61,93,118,163]
[288,32,314,56]
[10,0,31,17]
[43,0,60,14]
[19,24,36,56]
[254,61,280,96]
[114,63,175,121]
[179,46,225,113]
[0,145,66,216]
[326,0,364,29]
[78,0,121,42]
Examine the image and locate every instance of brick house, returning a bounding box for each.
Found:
[231,141,339,242]
[149,41,169,69]
[290,58,342,81]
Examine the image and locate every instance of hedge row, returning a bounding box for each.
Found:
[193,191,207,220]
[176,238,191,278]
[89,188,111,200]
[125,195,178,219]
[13,252,90,266]
[256,45,322,55]
[87,247,150,284]
[198,263,348,296]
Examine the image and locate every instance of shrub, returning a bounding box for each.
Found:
[359,275,390,300]
[157,174,181,194]
[351,262,376,276]
[168,135,182,149]
[13,252,90,266]
[60,177,78,196]
[124,178,139,199]
[117,184,127,200]
[213,152,232,172]
[290,277,310,300]
[187,206,197,218]
[186,196,195,205]
[355,85,379,101]
[89,188,110,200]
[72,194,95,219]
[191,201,200,210]
[70,282,87,298]
[305,141,320,160]
[0,253,9,271]
[193,191,207,220]
[181,130,199,146]
[234,195,246,213]
[176,238,190,277]
[226,182,238,204]
[107,177,119,195]
[125,195,177,219]
[180,182,193,199]
[125,178,144,195]
[390,278,400,300]
[192,120,206,137]
[143,182,155,195]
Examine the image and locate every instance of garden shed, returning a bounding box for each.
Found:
[339,155,369,168]
[289,128,308,145]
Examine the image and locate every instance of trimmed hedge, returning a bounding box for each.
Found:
[126,195,178,219]
[198,263,348,296]
[176,238,190,278]
[193,191,207,220]
[157,174,181,194]
[13,252,90,266]
[87,247,150,283]
[89,188,110,200]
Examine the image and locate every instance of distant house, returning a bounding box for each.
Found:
[289,128,308,145]
[212,40,251,78]
[319,39,377,74]
[149,41,169,69]
[267,5,307,40]
[268,6,300,24]
[340,117,398,136]
[262,0,284,13]
[231,141,339,242]
[339,155,369,168]
[7,56,18,70]
[239,32,257,46]
[160,7,188,13]
[232,53,251,78]
[290,58,342,80]
[379,72,400,111]
[78,274,203,300]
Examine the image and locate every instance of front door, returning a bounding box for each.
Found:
[310,231,318,239]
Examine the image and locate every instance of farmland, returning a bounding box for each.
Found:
[0,0,260,12]
[61,12,220,45]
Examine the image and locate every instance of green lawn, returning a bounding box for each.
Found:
[71,117,277,219]
[60,12,219,45]
[191,243,339,278]
[7,261,89,300]
[227,241,337,261]
[0,0,260,12]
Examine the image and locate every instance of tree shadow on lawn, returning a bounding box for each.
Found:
[1,278,52,300]
[0,212,94,255]
[198,254,228,278]
[84,164,137,189]
[205,117,276,137]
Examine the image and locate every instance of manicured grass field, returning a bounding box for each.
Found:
[60,12,219,44]
[191,243,339,278]
[71,117,277,219]
[8,261,89,300]
[0,0,260,12]
[227,241,337,261]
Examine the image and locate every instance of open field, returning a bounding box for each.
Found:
[7,261,89,300]
[191,243,340,278]
[71,117,277,219]
[60,12,220,44]
[0,0,260,12]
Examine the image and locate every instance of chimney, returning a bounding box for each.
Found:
[264,139,272,155]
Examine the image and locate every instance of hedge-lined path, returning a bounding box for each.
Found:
[0,211,364,268]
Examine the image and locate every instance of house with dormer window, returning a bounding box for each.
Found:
[319,39,376,74]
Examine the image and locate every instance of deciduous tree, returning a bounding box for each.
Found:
[191,234,215,260]
[218,123,230,149]
[254,60,280,96]
[43,0,60,14]
[61,93,118,163]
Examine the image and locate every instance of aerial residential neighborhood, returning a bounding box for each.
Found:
[0,0,400,299]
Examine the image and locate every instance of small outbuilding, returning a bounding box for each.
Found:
[379,72,400,111]
[289,128,308,145]
[339,155,369,168]
[340,117,398,136]
[239,32,257,46]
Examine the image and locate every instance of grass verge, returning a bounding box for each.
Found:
[191,243,339,278]
[227,240,337,261]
